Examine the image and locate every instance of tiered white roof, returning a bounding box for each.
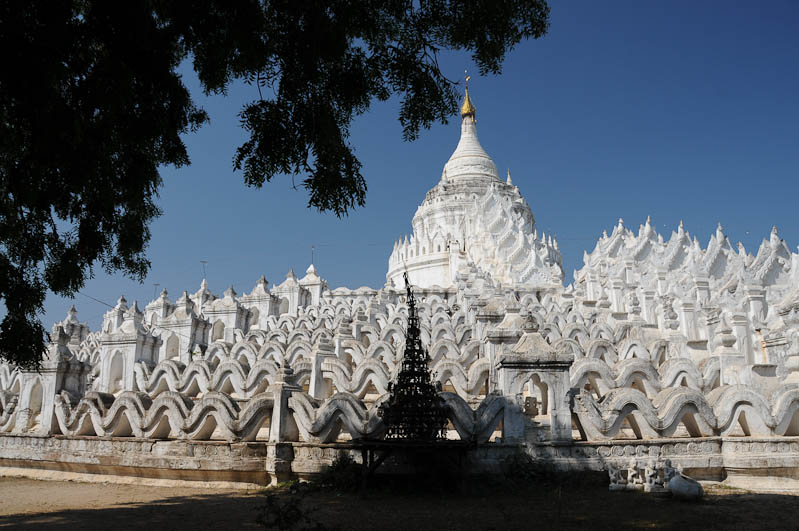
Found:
[387,85,563,289]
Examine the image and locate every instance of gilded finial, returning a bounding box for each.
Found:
[460,71,476,119]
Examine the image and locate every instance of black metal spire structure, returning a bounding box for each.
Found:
[379,272,448,441]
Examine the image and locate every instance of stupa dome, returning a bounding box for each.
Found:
[441,92,499,184]
[387,83,563,290]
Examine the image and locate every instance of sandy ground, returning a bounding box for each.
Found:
[0,477,262,529]
[3,476,799,530]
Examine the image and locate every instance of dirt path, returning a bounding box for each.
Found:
[3,476,799,530]
[0,477,262,529]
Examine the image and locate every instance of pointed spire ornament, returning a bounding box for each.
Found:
[460,73,476,119]
[771,225,780,246]
[378,272,448,441]
[224,284,237,298]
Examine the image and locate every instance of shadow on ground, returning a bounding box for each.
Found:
[3,477,799,530]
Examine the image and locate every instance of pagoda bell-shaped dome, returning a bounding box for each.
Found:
[441,82,500,183]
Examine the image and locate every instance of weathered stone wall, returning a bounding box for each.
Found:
[4,434,799,489]
[0,434,269,486]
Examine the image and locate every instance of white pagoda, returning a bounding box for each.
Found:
[386,83,563,290]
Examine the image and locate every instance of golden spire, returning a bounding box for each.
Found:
[460,74,476,119]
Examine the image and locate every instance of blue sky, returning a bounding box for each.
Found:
[42,0,799,330]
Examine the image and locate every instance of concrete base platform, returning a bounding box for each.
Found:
[3,434,799,492]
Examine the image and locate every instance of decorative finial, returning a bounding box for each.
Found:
[460,72,476,119]
[506,169,512,185]
[224,284,236,298]
[523,313,539,333]
[770,225,780,246]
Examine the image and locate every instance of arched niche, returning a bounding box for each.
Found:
[108,351,125,395]
[211,320,226,342]
[28,379,43,429]
[165,334,180,360]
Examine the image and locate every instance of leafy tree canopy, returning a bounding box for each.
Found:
[0,0,549,368]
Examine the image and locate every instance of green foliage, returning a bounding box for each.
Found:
[502,451,567,487]
[0,1,207,368]
[0,0,549,367]
[501,451,606,491]
[313,452,363,492]
[258,488,337,531]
